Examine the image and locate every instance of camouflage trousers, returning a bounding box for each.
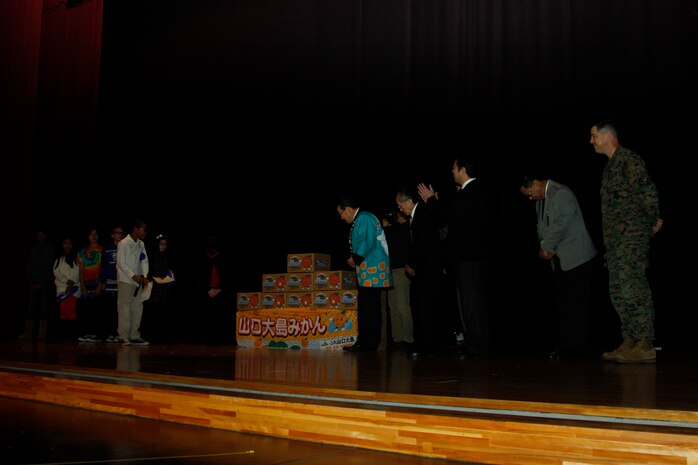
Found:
[606,239,654,340]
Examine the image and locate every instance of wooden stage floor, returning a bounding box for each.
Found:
[2,340,698,410]
[2,339,698,464]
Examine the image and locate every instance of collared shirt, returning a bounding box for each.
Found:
[116,234,149,284]
[461,177,476,190]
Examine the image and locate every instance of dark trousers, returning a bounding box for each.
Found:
[196,292,234,344]
[356,286,383,350]
[552,257,593,353]
[454,260,490,356]
[78,293,104,338]
[102,291,118,338]
[411,269,443,353]
[27,285,54,320]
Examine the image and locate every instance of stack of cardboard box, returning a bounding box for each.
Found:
[236,253,361,350]
[236,253,358,311]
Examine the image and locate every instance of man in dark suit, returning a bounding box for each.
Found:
[418,158,492,358]
[395,188,443,357]
[520,175,597,356]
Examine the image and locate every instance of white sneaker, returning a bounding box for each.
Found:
[129,338,149,346]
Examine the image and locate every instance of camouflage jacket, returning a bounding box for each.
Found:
[600,146,660,246]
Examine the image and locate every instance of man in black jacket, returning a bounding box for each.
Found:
[418,158,492,358]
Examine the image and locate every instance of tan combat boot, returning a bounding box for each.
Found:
[614,339,656,364]
[602,338,635,361]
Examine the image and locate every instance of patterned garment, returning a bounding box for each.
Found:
[350,210,392,288]
[78,243,104,287]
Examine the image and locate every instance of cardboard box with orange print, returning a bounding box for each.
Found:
[286,273,314,292]
[287,253,331,273]
[285,292,314,309]
[313,270,357,290]
[313,290,358,310]
[236,292,261,310]
[262,273,287,293]
[261,292,286,309]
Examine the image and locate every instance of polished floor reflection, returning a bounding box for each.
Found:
[3,339,698,465]
[2,339,698,412]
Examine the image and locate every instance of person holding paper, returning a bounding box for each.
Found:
[116,219,150,346]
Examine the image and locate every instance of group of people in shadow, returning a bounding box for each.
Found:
[338,120,663,364]
[21,120,662,366]
[22,222,237,347]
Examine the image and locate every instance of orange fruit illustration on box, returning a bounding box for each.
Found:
[301,256,313,269]
[275,276,286,290]
[328,273,340,287]
[333,312,347,329]
[301,294,312,307]
[254,339,263,347]
[275,294,285,307]
[328,293,340,307]
[249,294,259,306]
[301,274,312,288]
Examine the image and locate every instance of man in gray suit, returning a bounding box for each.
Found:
[520,175,597,357]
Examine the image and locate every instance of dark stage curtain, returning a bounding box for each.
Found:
[1,1,44,337]
[4,0,696,345]
[0,0,103,337]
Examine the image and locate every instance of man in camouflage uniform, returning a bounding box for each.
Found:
[590,120,663,363]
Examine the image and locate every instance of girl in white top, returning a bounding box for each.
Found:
[54,237,81,300]
[54,236,81,340]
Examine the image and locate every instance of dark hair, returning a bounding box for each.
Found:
[454,157,480,177]
[132,218,147,231]
[206,233,219,252]
[54,235,77,269]
[337,196,360,210]
[520,171,549,189]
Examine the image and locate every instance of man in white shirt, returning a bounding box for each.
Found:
[117,219,150,345]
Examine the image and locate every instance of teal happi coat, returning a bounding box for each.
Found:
[350,210,393,288]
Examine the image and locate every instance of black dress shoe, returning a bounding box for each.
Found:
[460,350,487,360]
[388,341,409,351]
[547,348,562,359]
[343,344,362,352]
[407,348,431,358]
[548,348,584,359]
